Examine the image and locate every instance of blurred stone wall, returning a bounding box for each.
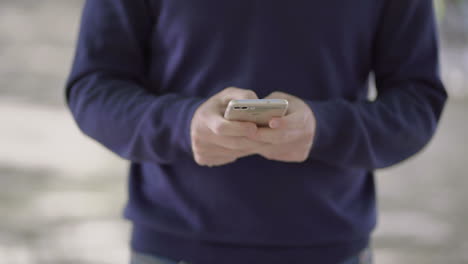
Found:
[440,1,468,99]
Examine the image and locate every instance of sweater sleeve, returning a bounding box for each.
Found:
[306,0,447,170]
[65,0,205,164]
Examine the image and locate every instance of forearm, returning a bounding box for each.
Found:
[66,0,207,164]
[67,72,204,164]
[304,0,447,169]
[306,78,446,169]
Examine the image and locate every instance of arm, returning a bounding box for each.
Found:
[252,0,447,169]
[66,0,204,164]
[306,0,447,169]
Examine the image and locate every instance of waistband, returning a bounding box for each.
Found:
[131,224,370,264]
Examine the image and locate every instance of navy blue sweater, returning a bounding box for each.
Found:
[66,0,447,263]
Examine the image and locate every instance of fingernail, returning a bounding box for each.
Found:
[270,120,279,128]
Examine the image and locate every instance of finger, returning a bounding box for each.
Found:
[207,115,257,137]
[252,127,303,144]
[196,143,256,166]
[219,87,258,106]
[214,135,268,151]
[256,139,310,162]
[209,159,237,167]
[255,143,292,162]
[269,112,307,130]
[264,91,290,100]
[197,142,254,157]
[199,156,238,167]
[205,148,257,166]
[194,147,237,166]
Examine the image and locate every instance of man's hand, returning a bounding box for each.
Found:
[251,92,317,163]
[190,87,266,167]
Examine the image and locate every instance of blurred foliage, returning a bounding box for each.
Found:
[435,0,446,21]
[434,0,465,21]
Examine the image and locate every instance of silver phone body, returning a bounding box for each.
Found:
[224,99,289,126]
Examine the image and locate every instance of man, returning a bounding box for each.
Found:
[66,0,447,263]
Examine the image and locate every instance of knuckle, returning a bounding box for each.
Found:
[224,87,238,93]
[261,150,276,160]
[297,154,308,163]
[212,121,227,135]
[276,155,289,162]
[237,149,251,157]
[292,151,308,163]
[225,158,237,164]
[191,134,203,147]
[194,155,207,166]
[242,90,257,98]
[269,91,285,98]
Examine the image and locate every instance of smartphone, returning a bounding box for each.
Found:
[224,99,289,126]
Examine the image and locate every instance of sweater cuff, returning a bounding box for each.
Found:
[182,97,207,156]
[304,100,334,162]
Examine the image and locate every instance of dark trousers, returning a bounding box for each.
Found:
[130,247,373,264]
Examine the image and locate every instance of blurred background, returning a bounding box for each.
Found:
[0,0,467,263]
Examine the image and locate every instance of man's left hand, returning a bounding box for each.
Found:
[250,92,317,163]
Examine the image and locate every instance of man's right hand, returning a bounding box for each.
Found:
[190,87,266,167]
